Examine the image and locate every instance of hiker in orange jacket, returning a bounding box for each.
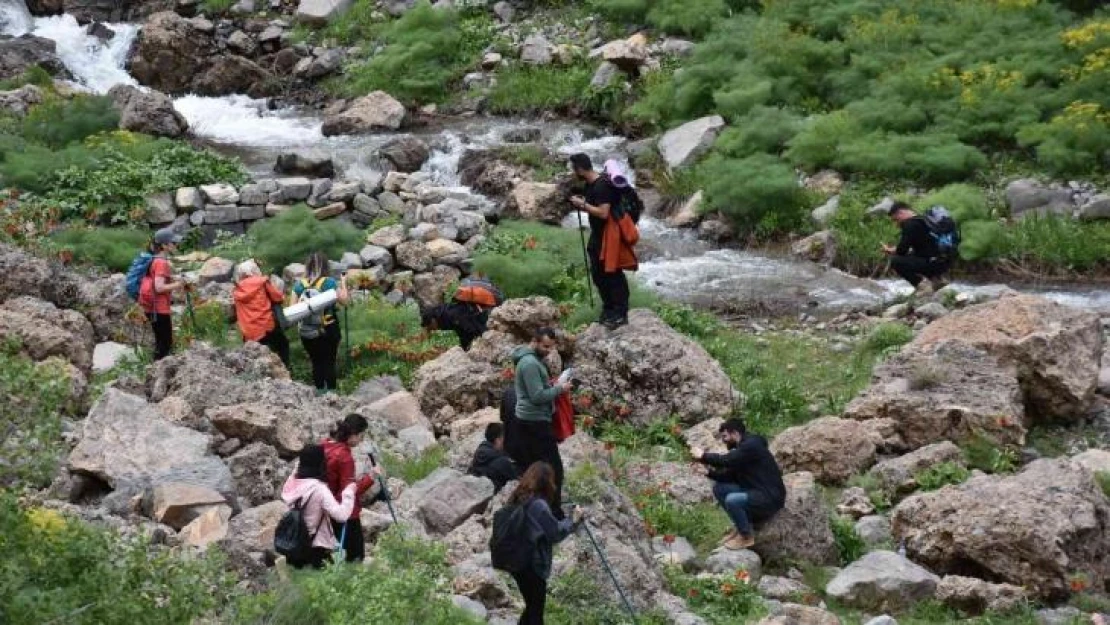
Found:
[232,259,289,367]
[569,153,637,329]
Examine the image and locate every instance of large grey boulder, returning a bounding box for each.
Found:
[771,416,876,485]
[321,91,405,136]
[573,309,734,425]
[753,472,838,566]
[508,181,563,224]
[1005,179,1074,219]
[867,442,964,495]
[912,294,1102,422]
[412,347,503,427]
[826,550,940,611]
[227,443,289,507]
[127,12,213,95]
[107,84,188,138]
[892,458,1110,600]
[1078,194,1110,222]
[378,136,430,172]
[657,115,725,169]
[207,402,335,457]
[844,340,1026,450]
[397,468,494,535]
[0,296,95,372]
[0,34,66,80]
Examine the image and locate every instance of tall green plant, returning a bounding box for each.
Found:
[249,206,364,273]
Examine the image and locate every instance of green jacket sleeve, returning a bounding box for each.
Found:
[521,359,562,405]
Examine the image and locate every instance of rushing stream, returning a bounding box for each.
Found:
[4,0,1109,317]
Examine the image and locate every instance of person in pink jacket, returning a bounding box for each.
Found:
[280,444,362,568]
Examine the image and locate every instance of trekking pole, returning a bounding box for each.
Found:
[335,521,347,562]
[343,306,351,376]
[575,208,596,308]
[579,519,638,624]
[184,286,198,331]
[367,451,398,524]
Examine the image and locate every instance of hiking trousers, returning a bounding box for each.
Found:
[589,254,629,323]
[514,419,565,519]
[890,255,950,287]
[511,568,548,625]
[302,323,340,391]
[147,312,173,361]
[259,328,290,368]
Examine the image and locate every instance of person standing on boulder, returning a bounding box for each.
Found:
[321,414,380,563]
[232,259,289,367]
[293,251,349,393]
[692,418,786,550]
[138,227,187,361]
[882,201,954,295]
[511,328,573,518]
[569,153,631,329]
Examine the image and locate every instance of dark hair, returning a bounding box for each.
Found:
[569,153,593,172]
[332,414,369,441]
[420,304,445,329]
[296,444,327,480]
[508,461,557,506]
[719,418,747,437]
[305,250,330,282]
[484,422,504,443]
[532,327,558,342]
[888,200,913,216]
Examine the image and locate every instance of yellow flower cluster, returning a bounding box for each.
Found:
[1063,47,1110,81]
[26,507,67,534]
[929,64,1025,106]
[1051,101,1110,132]
[1061,19,1110,48]
[847,9,921,46]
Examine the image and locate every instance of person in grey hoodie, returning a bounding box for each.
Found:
[511,327,572,519]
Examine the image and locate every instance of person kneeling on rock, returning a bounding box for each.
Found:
[692,418,786,550]
[468,422,519,493]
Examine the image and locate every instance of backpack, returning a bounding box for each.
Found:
[490,500,535,574]
[297,277,332,340]
[125,251,154,301]
[273,494,318,566]
[922,206,961,259]
[617,187,644,225]
[453,277,504,309]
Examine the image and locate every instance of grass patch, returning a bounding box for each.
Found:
[663,567,766,625]
[200,0,235,14]
[496,144,566,182]
[846,472,892,512]
[340,296,457,389]
[381,445,446,484]
[51,227,149,272]
[548,569,670,625]
[1097,471,1110,500]
[485,64,594,115]
[914,461,971,492]
[830,514,866,566]
[961,435,1019,474]
[249,206,364,274]
[632,490,733,557]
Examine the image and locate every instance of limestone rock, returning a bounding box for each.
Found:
[574,310,734,425]
[107,84,188,138]
[509,181,564,224]
[912,294,1102,422]
[758,576,813,601]
[757,603,842,625]
[855,515,892,549]
[398,468,494,535]
[198,257,234,285]
[867,442,964,495]
[0,296,95,372]
[826,550,939,611]
[844,340,1026,450]
[0,84,44,116]
[1005,179,1073,219]
[621,460,713,505]
[520,34,553,65]
[378,136,430,172]
[666,190,703,228]
[771,416,876,485]
[1072,448,1110,475]
[1078,194,1110,222]
[791,230,837,265]
[652,535,697,568]
[413,265,461,309]
[486,297,562,341]
[369,224,406,249]
[754,472,838,566]
[892,458,1110,600]
[412,347,503,426]
[201,183,239,205]
[322,91,405,136]
[92,341,133,374]
[179,505,232,548]
[207,402,333,457]
[657,115,725,169]
[935,575,1027,615]
[224,500,285,553]
[150,482,228,530]
[395,240,432,272]
[227,442,289,507]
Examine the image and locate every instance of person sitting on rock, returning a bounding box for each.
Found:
[420,301,489,351]
[232,259,289,367]
[882,201,952,295]
[280,444,357,569]
[468,422,519,493]
[692,418,786,550]
[512,328,573,519]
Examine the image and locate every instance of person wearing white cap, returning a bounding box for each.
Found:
[138,227,186,360]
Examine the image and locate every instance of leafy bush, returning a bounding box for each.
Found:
[249,206,364,273]
[231,530,479,624]
[51,227,149,271]
[382,445,446,484]
[919,183,991,222]
[473,220,592,303]
[201,0,235,13]
[914,461,971,491]
[20,95,118,149]
[831,513,866,565]
[335,3,494,104]
[664,567,764,624]
[697,153,810,236]
[859,322,913,356]
[0,65,53,91]
[340,296,456,388]
[962,435,1019,474]
[485,65,594,115]
[0,493,237,625]
[0,343,75,490]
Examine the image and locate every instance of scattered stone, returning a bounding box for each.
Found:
[227,443,288,507]
[179,505,232,548]
[200,183,239,205]
[321,91,406,136]
[914,302,948,321]
[198,257,234,285]
[791,230,837,265]
[758,576,813,601]
[399,468,495,535]
[509,181,563,224]
[395,240,433,272]
[368,224,407,249]
[313,202,346,220]
[145,192,176,224]
[704,547,762,581]
[836,487,876,519]
[657,115,725,169]
[855,515,892,549]
[826,550,939,612]
[868,441,964,495]
[378,136,430,172]
[1078,194,1110,222]
[771,416,876,484]
[666,190,703,228]
[0,84,44,116]
[295,0,353,25]
[92,341,134,374]
[936,575,1027,615]
[652,535,697,568]
[275,153,335,178]
[1005,178,1074,219]
[757,603,842,625]
[108,85,188,138]
[150,482,228,530]
[810,195,840,225]
[520,34,553,65]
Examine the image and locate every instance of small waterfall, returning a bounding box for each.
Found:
[30,15,139,93]
[0,0,33,36]
[173,94,324,146]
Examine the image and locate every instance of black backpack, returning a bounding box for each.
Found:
[490,500,535,573]
[273,494,318,566]
[922,206,960,259]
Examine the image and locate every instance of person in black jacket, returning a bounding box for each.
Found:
[468,422,519,492]
[692,418,786,550]
[420,302,490,351]
[882,200,951,294]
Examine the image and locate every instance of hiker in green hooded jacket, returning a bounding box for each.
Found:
[510,327,572,519]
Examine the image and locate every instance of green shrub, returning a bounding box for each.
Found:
[1017,102,1110,176]
[646,0,729,38]
[486,65,594,115]
[382,445,446,484]
[664,567,764,623]
[919,183,991,222]
[249,206,364,273]
[335,3,494,104]
[51,227,149,271]
[0,492,237,625]
[548,570,670,625]
[994,216,1110,273]
[713,106,803,159]
[962,435,1019,474]
[20,95,118,149]
[472,221,590,302]
[697,153,810,236]
[1098,471,1110,500]
[0,343,75,490]
[859,322,913,356]
[914,461,971,492]
[230,530,479,625]
[339,296,456,388]
[200,0,235,13]
[831,513,866,565]
[0,65,54,91]
[633,490,733,556]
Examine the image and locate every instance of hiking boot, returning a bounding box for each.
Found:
[602,316,629,330]
[913,281,934,296]
[719,529,739,545]
[723,534,756,550]
[929,277,950,291]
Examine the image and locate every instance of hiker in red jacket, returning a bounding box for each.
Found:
[322,414,380,562]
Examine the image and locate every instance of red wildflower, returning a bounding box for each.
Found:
[663,534,675,545]
[721,583,735,595]
[687,588,698,599]
[735,570,751,583]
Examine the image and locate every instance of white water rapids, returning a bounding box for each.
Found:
[3,0,1108,315]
